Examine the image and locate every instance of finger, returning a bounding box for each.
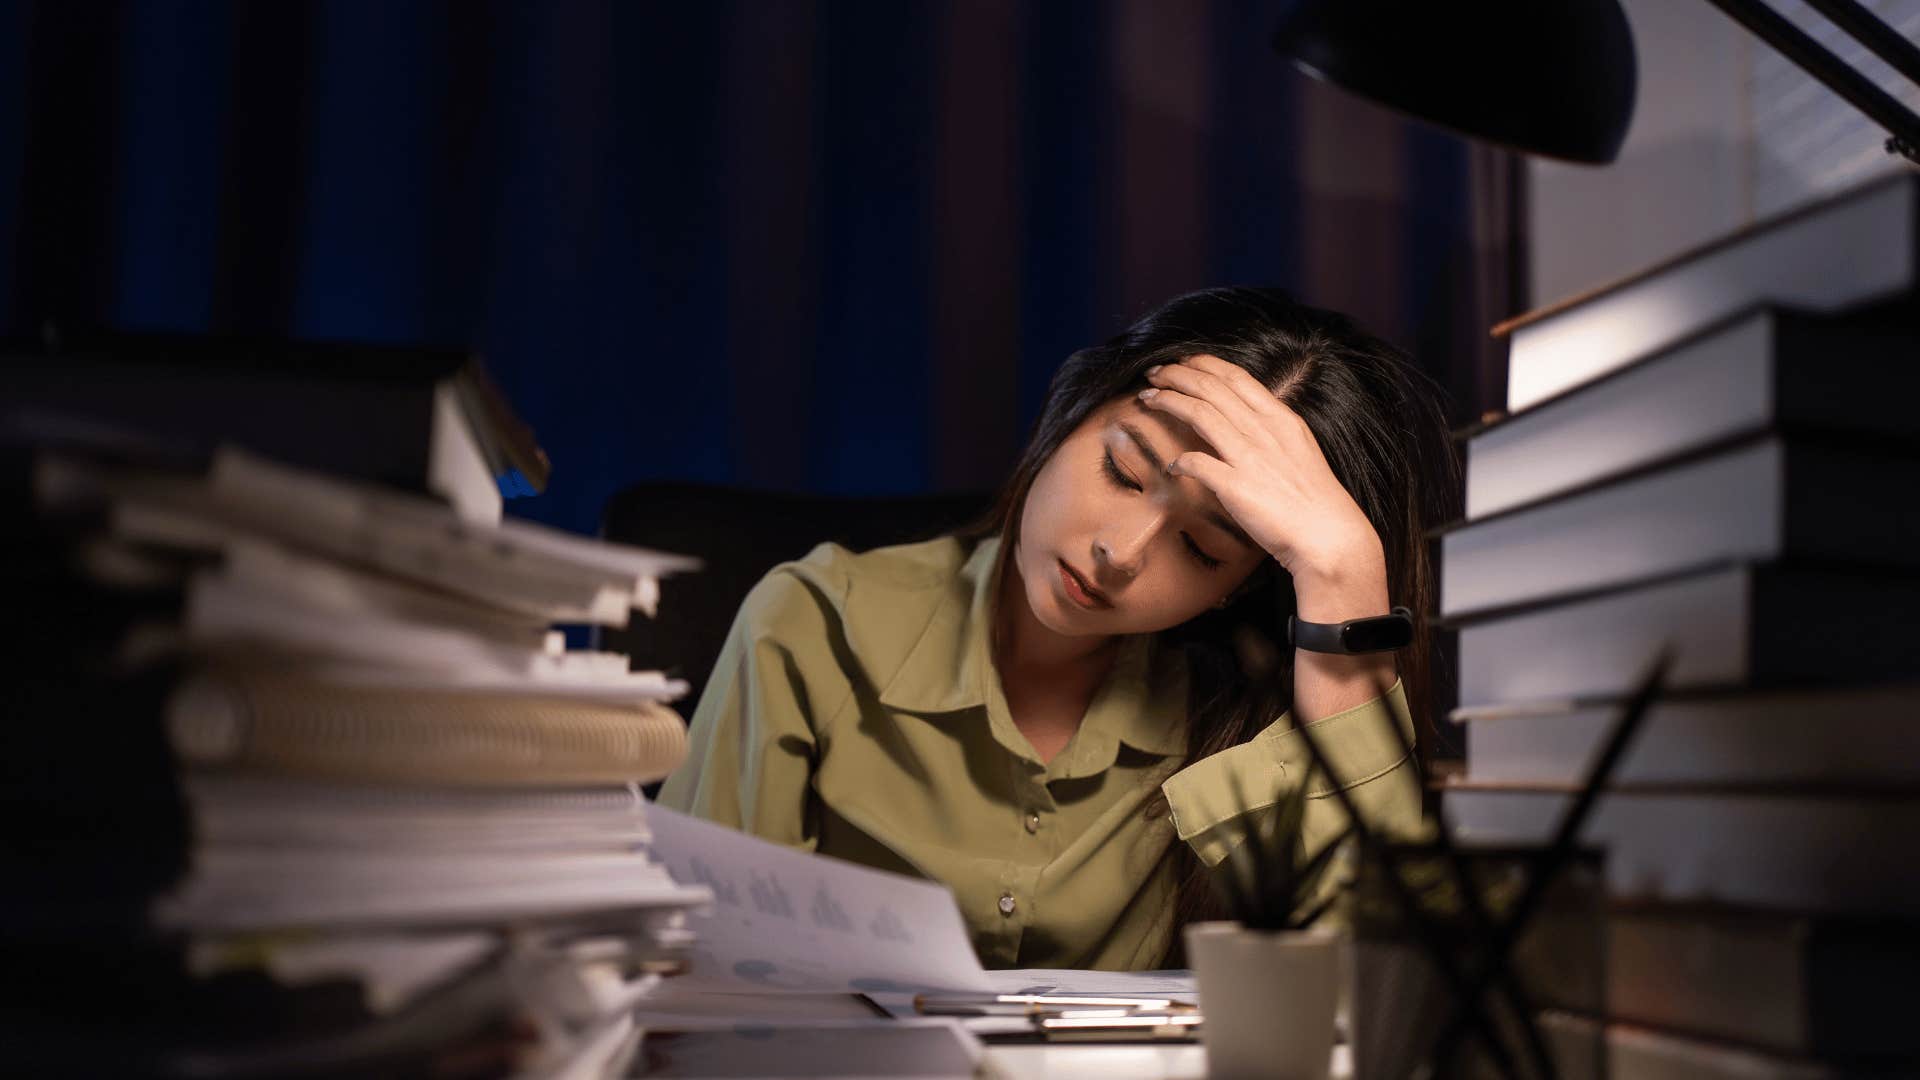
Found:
[1180,353,1320,454]
[1137,386,1252,463]
[1164,449,1234,493]
[1144,362,1272,447]
[1181,354,1292,422]
[1262,393,1325,455]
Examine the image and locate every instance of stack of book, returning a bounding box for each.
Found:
[1,339,711,1077]
[1438,172,1920,1078]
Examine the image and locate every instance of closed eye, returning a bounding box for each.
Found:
[1183,534,1224,570]
[1104,452,1225,571]
[1101,451,1141,492]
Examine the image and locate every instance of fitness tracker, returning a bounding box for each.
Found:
[1287,606,1414,655]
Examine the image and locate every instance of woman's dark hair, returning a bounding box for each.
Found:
[956,285,1459,966]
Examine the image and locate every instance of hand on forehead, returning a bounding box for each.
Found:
[1173,353,1294,415]
[1121,354,1290,454]
[1105,394,1259,556]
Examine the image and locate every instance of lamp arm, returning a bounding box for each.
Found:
[1701,0,1920,164]
[1802,0,1920,92]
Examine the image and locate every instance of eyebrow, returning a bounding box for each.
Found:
[1116,421,1259,550]
[1118,421,1166,471]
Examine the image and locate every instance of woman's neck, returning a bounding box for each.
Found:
[992,547,1118,680]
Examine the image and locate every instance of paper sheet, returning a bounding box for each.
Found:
[633,986,889,1027]
[642,804,993,995]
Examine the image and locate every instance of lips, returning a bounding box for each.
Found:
[1057,560,1111,609]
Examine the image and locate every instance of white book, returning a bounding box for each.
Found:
[1442,786,1920,913]
[1461,684,1920,787]
[186,521,552,647]
[36,449,700,625]
[1465,306,1920,519]
[1498,172,1918,413]
[183,776,660,854]
[164,670,691,786]
[182,573,685,701]
[283,662,687,705]
[427,382,502,525]
[158,848,711,931]
[1455,563,1920,708]
[1440,435,1920,619]
[209,448,696,624]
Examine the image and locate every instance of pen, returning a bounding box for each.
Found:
[1041,1014,1203,1030]
[916,1002,1145,1018]
[1038,1013,1204,1042]
[913,993,1187,1012]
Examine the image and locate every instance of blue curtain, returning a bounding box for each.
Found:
[0,0,1496,538]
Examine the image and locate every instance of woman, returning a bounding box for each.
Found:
[657,286,1457,969]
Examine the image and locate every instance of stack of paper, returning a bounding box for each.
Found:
[4,440,710,1077]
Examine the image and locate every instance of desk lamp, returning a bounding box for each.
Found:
[1270,0,1920,167]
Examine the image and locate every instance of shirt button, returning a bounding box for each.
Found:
[998,893,1017,917]
[1024,811,1041,834]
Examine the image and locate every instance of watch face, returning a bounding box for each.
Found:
[1340,616,1413,653]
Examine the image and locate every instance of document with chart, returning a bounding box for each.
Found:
[643,804,994,994]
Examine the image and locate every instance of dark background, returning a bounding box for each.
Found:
[0,0,1522,540]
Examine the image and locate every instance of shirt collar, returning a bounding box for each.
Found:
[876,535,1189,762]
[875,536,1000,715]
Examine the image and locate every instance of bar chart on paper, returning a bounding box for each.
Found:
[643,804,994,995]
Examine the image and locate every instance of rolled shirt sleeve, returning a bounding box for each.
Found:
[1159,680,1423,870]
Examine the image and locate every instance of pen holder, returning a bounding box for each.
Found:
[1185,921,1343,1080]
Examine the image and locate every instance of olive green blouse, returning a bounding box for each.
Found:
[655,535,1421,970]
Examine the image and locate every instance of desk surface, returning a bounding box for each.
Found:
[986,1041,1350,1080]
[636,982,1214,1078]
[634,981,1356,1079]
[982,1042,1208,1079]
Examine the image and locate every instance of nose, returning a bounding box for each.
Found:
[1093,507,1163,581]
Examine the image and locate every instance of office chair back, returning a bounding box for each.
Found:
[597,483,994,726]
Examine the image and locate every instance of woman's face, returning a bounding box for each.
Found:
[1013,392,1272,638]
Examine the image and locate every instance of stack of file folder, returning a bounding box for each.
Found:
[1439,173,1920,1076]
[1,338,712,1077]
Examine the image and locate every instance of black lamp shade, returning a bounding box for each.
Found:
[1272,0,1638,165]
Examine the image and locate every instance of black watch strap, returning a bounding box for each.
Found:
[1287,606,1414,654]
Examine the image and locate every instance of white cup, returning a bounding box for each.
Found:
[1185,921,1344,1080]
